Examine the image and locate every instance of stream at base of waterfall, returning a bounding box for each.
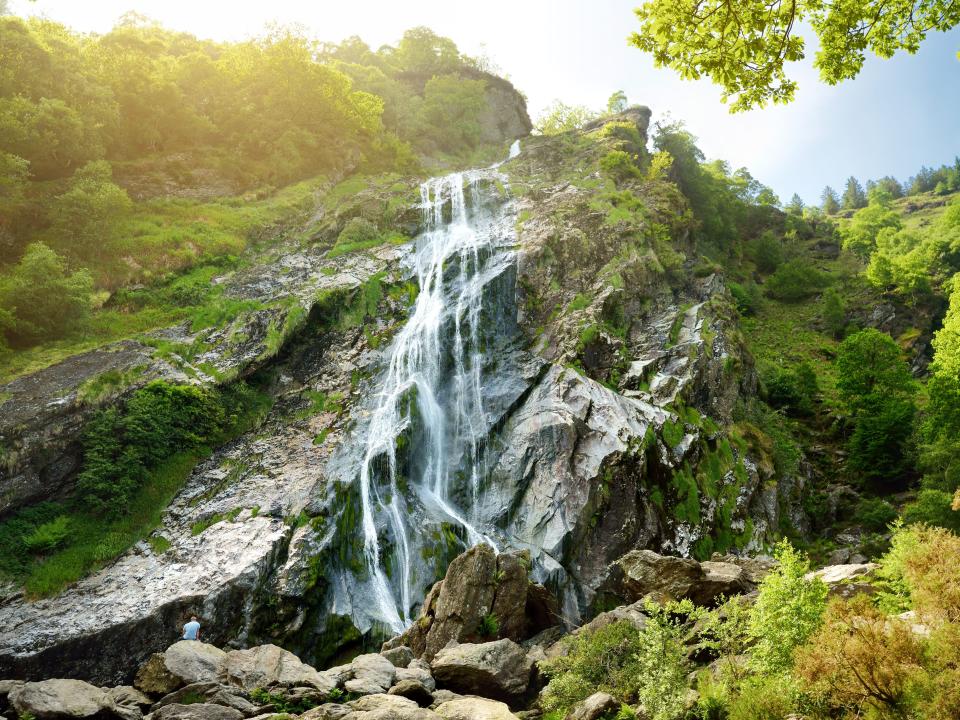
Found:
[335,142,522,634]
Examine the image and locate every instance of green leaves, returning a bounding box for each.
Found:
[631,0,960,111]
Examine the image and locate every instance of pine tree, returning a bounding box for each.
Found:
[786,193,804,215]
[821,186,840,215]
[842,176,867,210]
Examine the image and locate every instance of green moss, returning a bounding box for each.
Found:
[661,419,686,449]
[147,535,171,554]
[671,465,700,525]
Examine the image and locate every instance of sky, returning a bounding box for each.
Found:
[10,0,960,205]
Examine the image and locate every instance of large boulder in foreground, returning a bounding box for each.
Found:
[434,696,519,720]
[431,640,533,704]
[10,679,135,720]
[220,644,335,692]
[135,642,226,695]
[387,545,560,662]
[147,704,243,720]
[565,692,619,720]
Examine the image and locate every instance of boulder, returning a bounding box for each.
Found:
[343,692,438,719]
[344,653,396,696]
[691,561,749,605]
[431,640,532,703]
[151,683,258,717]
[605,550,702,602]
[135,642,226,695]
[393,546,559,662]
[147,704,244,720]
[381,645,414,668]
[806,563,879,599]
[0,680,24,714]
[565,692,619,720]
[300,705,352,720]
[388,679,435,706]
[108,687,152,711]
[10,679,129,720]
[395,665,435,693]
[434,697,519,720]
[220,644,334,693]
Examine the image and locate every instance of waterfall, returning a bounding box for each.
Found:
[354,150,518,633]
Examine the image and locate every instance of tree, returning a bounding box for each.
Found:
[821,186,840,215]
[418,74,486,152]
[748,541,828,675]
[630,0,960,111]
[836,329,915,412]
[786,193,804,216]
[842,194,902,257]
[394,26,460,75]
[535,100,596,135]
[822,288,846,338]
[49,160,132,263]
[0,242,93,347]
[842,176,867,210]
[606,90,628,114]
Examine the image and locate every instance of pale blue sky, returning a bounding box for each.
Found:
[13,0,960,205]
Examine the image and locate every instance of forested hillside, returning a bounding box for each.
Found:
[0,15,526,376]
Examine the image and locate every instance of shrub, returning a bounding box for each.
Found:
[747,541,828,675]
[727,675,799,720]
[600,150,642,183]
[728,281,761,316]
[902,489,960,532]
[0,242,93,347]
[77,382,225,515]
[821,287,846,338]
[635,601,694,720]
[762,362,817,416]
[794,595,925,718]
[846,396,916,490]
[22,516,71,554]
[855,497,898,532]
[748,231,783,274]
[540,620,643,714]
[764,259,829,302]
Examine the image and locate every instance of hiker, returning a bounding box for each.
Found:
[182,615,201,641]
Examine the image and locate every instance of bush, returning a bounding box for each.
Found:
[846,396,916,490]
[635,601,694,720]
[540,620,643,714]
[0,242,93,347]
[600,150,642,183]
[764,259,829,302]
[728,281,761,316]
[762,362,817,416]
[902,489,960,532]
[727,675,799,720]
[748,231,783,274]
[821,288,846,338]
[748,541,828,675]
[22,516,72,554]
[334,217,380,251]
[855,497,898,532]
[77,382,225,515]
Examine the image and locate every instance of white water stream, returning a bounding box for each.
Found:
[357,145,518,632]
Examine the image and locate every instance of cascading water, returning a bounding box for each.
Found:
[351,147,520,633]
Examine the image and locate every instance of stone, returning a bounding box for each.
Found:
[152,683,221,710]
[806,563,880,600]
[431,640,533,702]
[108,687,153,710]
[342,692,439,719]
[10,679,123,720]
[381,645,414,668]
[565,692,619,720]
[606,550,703,602]
[434,697,519,720]
[429,690,463,709]
[147,704,244,720]
[344,653,396,695]
[691,561,749,605]
[136,654,182,696]
[395,665,436,693]
[164,642,227,688]
[388,679,435,706]
[299,705,352,720]
[220,644,333,692]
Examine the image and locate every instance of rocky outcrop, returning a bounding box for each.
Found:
[434,697,519,720]
[389,545,560,662]
[565,692,619,720]
[220,644,336,692]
